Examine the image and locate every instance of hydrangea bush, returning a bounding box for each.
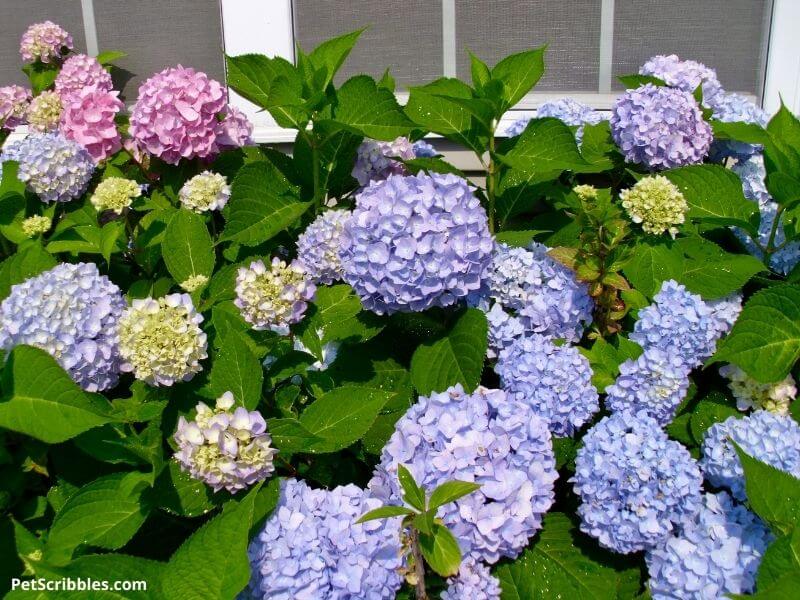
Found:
[1,22,799,600]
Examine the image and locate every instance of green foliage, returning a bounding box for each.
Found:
[162,209,215,288]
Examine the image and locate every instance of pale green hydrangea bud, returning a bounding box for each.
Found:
[179,171,230,212]
[180,274,208,293]
[26,91,62,131]
[90,177,142,213]
[720,364,796,415]
[620,175,688,237]
[21,215,51,237]
[574,184,598,201]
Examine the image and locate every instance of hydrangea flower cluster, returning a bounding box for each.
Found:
[0,85,31,129]
[173,392,277,493]
[180,274,209,293]
[720,364,796,415]
[26,91,62,132]
[1,132,95,203]
[708,92,768,161]
[21,215,51,237]
[54,54,113,99]
[351,136,416,186]
[129,66,241,164]
[118,294,207,386]
[619,175,688,237]
[90,177,142,214]
[296,209,352,285]
[0,262,125,392]
[247,478,403,599]
[216,106,254,149]
[412,139,437,157]
[572,410,703,554]
[646,492,773,600]
[639,54,722,103]
[507,98,605,143]
[611,84,713,170]
[700,411,800,501]
[369,385,557,564]
[442,559,501,600]
[473,242,593,355]
[235,258,316,335]
[60,86,123,162]
[496,334,599,437]
[340,173,493,314]
[19,21,73,63]
[178,171,230,212]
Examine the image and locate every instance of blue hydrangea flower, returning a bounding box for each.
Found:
[507,98,606,143]
[296,209,352,285]
[605,347,691,426]
[496,334,599,437]
[611,84,713,170]
[352,137,436,187]
[646,492,774,599]
[472,243,593,355]
[442,559,501,600]
[700,411,800,501]
[369,385,557,564]
[1,132,95,203]
[247,478,403,599]
[412,139,437,157]
[631,280,741,369]
[0,262,125,391]
[639,55,722,104]
[572,410,703,554]
[340,173,493,315]
[708,92,768,161]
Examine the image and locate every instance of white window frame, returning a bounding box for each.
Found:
[222,0,799,143]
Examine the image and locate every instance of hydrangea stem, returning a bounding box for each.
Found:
[409,529,429,600]
[486,128,497,234]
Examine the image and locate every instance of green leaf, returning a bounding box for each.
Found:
[0,242,56,300]
[299,385,391,452]
[469,52,491,89]
[45,472,152,566]
[203,331,263,410]
[428,480,481,511]
[735,443,800,534]
[266,418,322,453]
[688,392,740,441]
[616,74,667,88]
[0,161,27,243]
[757,530,800,591]
[410,308,488,395]
[154,461,217,518]
[397,464,426,511]
[622,241,683,298]
[22,62,58,95]
[712,285,800,383]
[302,284,384,345]
[162,209,214,288]
[496,512,625,600]
[579,336,643,390]
[324,75,415,140]
[495,230,547,247]
[419,524,462,577]
[711,119,772,147]
[765,102,800,175]
[663,165,757,231]
[161,484,260,599]
[491,46,546,110]
[498,118,588,174]
[307,28,364,89]
[357,505,415,523]
[95,50,127,65]
[673,237,764,299]
[0,345,116,443]
[221,161,311,246]
[225,54,298,110]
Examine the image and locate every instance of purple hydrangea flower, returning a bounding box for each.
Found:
[611,84,713,170]
[1,132,95,203]
[507,98,606,143]
[605,347,691,426]
[352,136,416,186]
[708,92,768,161]
[646,492,774,599]
[296,209,352,285]
[639,54,722,104]
[700,411,800,501]
[0,262,125,392]
[572,410,703,554]
[247,478,404,599]
[496,334,599,437]
[340,173,493,315]
[0,85,31,130]
[369,385,557,564]
[412,139,437,158]
[442,559,501,600]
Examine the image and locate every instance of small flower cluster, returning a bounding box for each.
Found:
[340,173,493,314]
[247,478,404,599]
[572,410,703,554]
[59,86,124,162]
[118,294,207,387]
[0,263,125,391]
[90,177,142,214]
[0,85,31,130]
[235,258,316,335]
[646,492,773,599]
[507,98,605,143]
[54,54,113,98]
[174,392,277,493]
[26,91,62,132]
[639,54,722,103]
[19,21,73,63]
[619,175,688,237]
[370,385,557,564]
[442,559,501,600]
[180,274,209,293]
[21,215,51,237]
[296,209,352,285]
[178,171,230,213]
[701,411,800,501]
[720,364,796,415]
[1,132,95,203]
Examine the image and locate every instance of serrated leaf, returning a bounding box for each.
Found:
[711,285,800,383]
[203,331,263,410]
[324,75,414,140]
[428,480,481,511]
[688,392,740,441]
[674,237,764,299]
[419,524,462,577]
[0,242,56,300]
[498,118,589,174]
[95,50,127,65]
[757,530,800,591]
[357,505,415,523]
[397,464,426,511]
[623,241,684,298]
[491,46,546,110]
[579,336,643,390]
[0,346,116,443]
[154,462,217,518]
[765,102,800,175]
[307,28,364,89]
[616,74,667,88]
[162,209,214,287]
[266,418,321,453]
[303,284,384,344]
[225,54,298,110]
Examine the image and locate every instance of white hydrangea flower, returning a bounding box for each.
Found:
[620,175,688,237]
[21,215,51,237]
[179,171,230,212]
[90,177,142,213]
[720,364,796,415]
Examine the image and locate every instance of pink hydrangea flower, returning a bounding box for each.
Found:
[60,86,123,162]
[216,106,254,149]
[55,54,113,99]
[0,85,31,130]
[20,21,73,63]
[129,65,228,165]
